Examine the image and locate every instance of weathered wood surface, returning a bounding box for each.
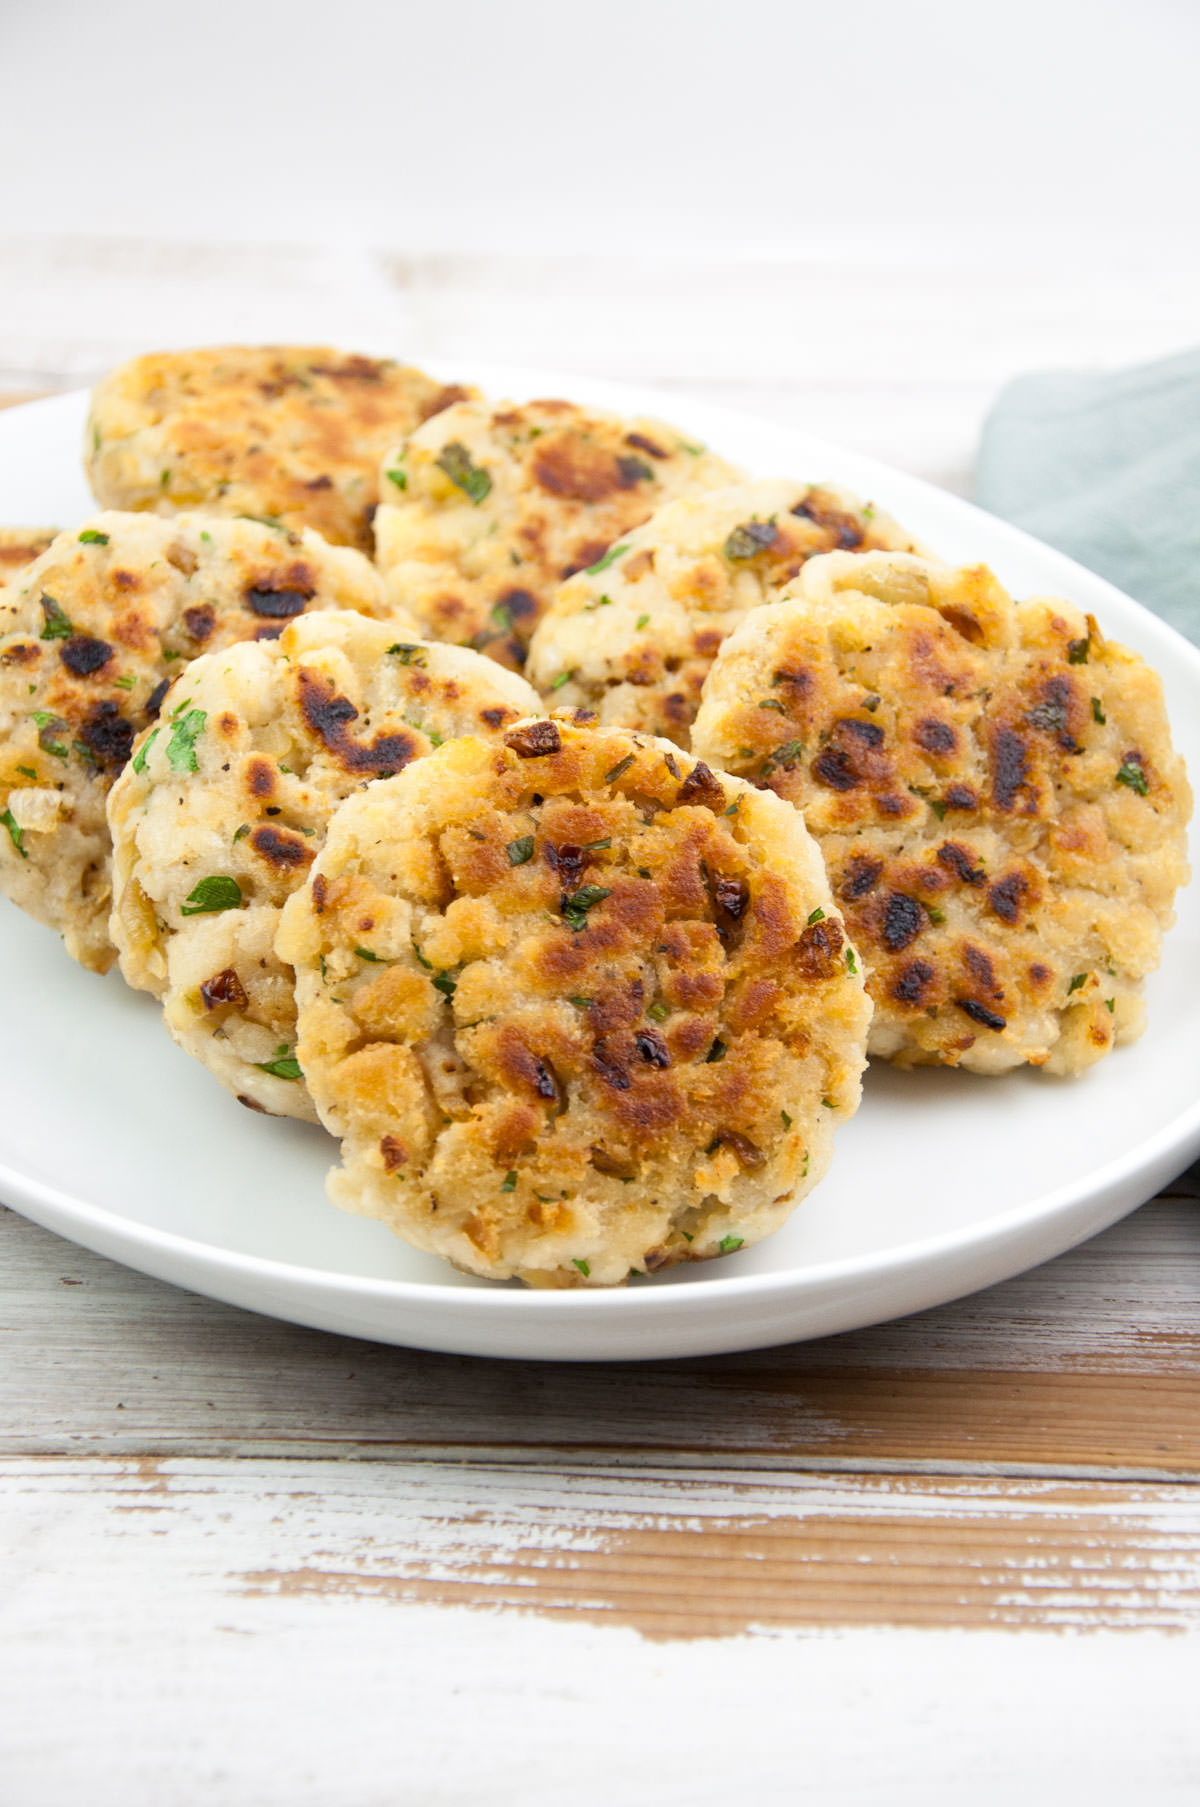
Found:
[3,1197,1198,1476]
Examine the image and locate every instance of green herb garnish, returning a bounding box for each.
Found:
[255,1044,302,1081]
[604,754,636,784]
[16,765,36,780]
[705,1038,727,1063]
[781,1110,792,1130]
[385,466,408,490]
[647,1002,668,1022]
[113,673,136,691]
[1068,636,1090,664]
[78,529,109,545]
[1068,973,1088,994]
[181,875,243,916]
[845,948,858,974]
[718,1235,744,1254]
[166,709,206,774]
[500,1171,518,1192]
[572,1258,590,1277]
[39,595,73,640]
[724,520,778,561]
[562,884,611,931]
[435,441,492,504]
[355,946,384,961]
[1,809,27,858]
[387,643,426,665]
[549,670,573,691]
[33,711,69,759]
[1091,697,1106,724]
[585,544,628,576]
[807,907,825,925]
[636,614,650,630]
[1115,759,1149,795]
[506,835,535,865]
[432,971,457,1000]
[131,728,160,775]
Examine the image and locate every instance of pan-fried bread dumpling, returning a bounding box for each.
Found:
[276,717,871,1285]
[0,528,57,585]
[86,345,474,550]
[0,512,401,971]
[107,611,540,1121]
[691,550,1191,1075]
[527,479,923,747]
[372,397,742,668]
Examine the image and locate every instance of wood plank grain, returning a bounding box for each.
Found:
[3,1197,1196,1475]
[6,1456,1199,1804]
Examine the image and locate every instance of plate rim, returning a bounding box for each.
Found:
[2,376,1197,1357]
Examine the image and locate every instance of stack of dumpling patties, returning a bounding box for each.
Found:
[0,342,1190,1291]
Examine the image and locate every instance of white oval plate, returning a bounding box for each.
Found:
[2,369,1198,1361]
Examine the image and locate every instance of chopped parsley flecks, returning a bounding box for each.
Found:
[113,673,136,691]
[1067,636,1090,665]
[585,543,628,576]
[78,529,109,545]
[33,711,69,760]
[354,946,384,961]
[39,594,73,640]
[724,520,778,562]
[16,765,36,780]
[1106,997,1116,1013]
[181,875,243,916]
[636,614,650,630]
[572,1258,590,1277]
[1068,973,1088,994]
[435,441,492,505]
[432,971,457,1000]
[254,1045,303,1081]
[604,754,636,784]
[562,884,611,931]
[761,739,802,775]
[1,809,27,859]
[822,1097,835,1109]
[582,837,612,851]
[807,907,825,925]
[568,995,592,1008]
[647,1002,668,1022]
[781,1110,793,1130]
[131,727,160,775]
[845,948,858,975]
[506,835,535,865]
[549,670,573,691]
[758,698,786,712]
[500,1171,518,1193]
[718,1235,745,1254]
[724,797,741,817]
[929,799,948,821]
[925,905,946,925]
[1115,758,1149,796]
[705,1037,727,1063]
[233,823,250,843]
[387,643,426,666]
[384,466,408,490]
[166,708,207,774]
[1092,697,1106,724]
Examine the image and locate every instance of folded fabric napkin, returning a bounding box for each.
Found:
[976,344,1200,1196]
[975,344,1200,646]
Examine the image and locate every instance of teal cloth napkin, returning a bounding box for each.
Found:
[975,345,1200,1196]
[974,344,1200,646]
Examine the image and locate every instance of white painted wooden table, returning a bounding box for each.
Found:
[3,187,1200,1803]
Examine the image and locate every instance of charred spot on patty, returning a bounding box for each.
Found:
[505,720,561,759]
[624,431,667,460]
[247,758,276,798]
[791,493,865,549]
[200,967,248,1012]
[676,762,726,812]
[937,841,986,886]
[943,783,979,812]
[990,724,1035,813]
[892,958,936,1004]
[957,997,1007,1031]
[78,700,133,767]
[813,747,860,792]
[60,636,114,677]
[962,943,1003,998]
[250,825,314,869]
[840,855,883,900]
[182,604,217,643]
[379,1134,407,1173]
[297,667,418,775]
[795,914,845,979]
[987,872,1029,924]
[880,892,924,952]
[914,716,957,755]
[712,874,749,920]
[591,1045,631,1091]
